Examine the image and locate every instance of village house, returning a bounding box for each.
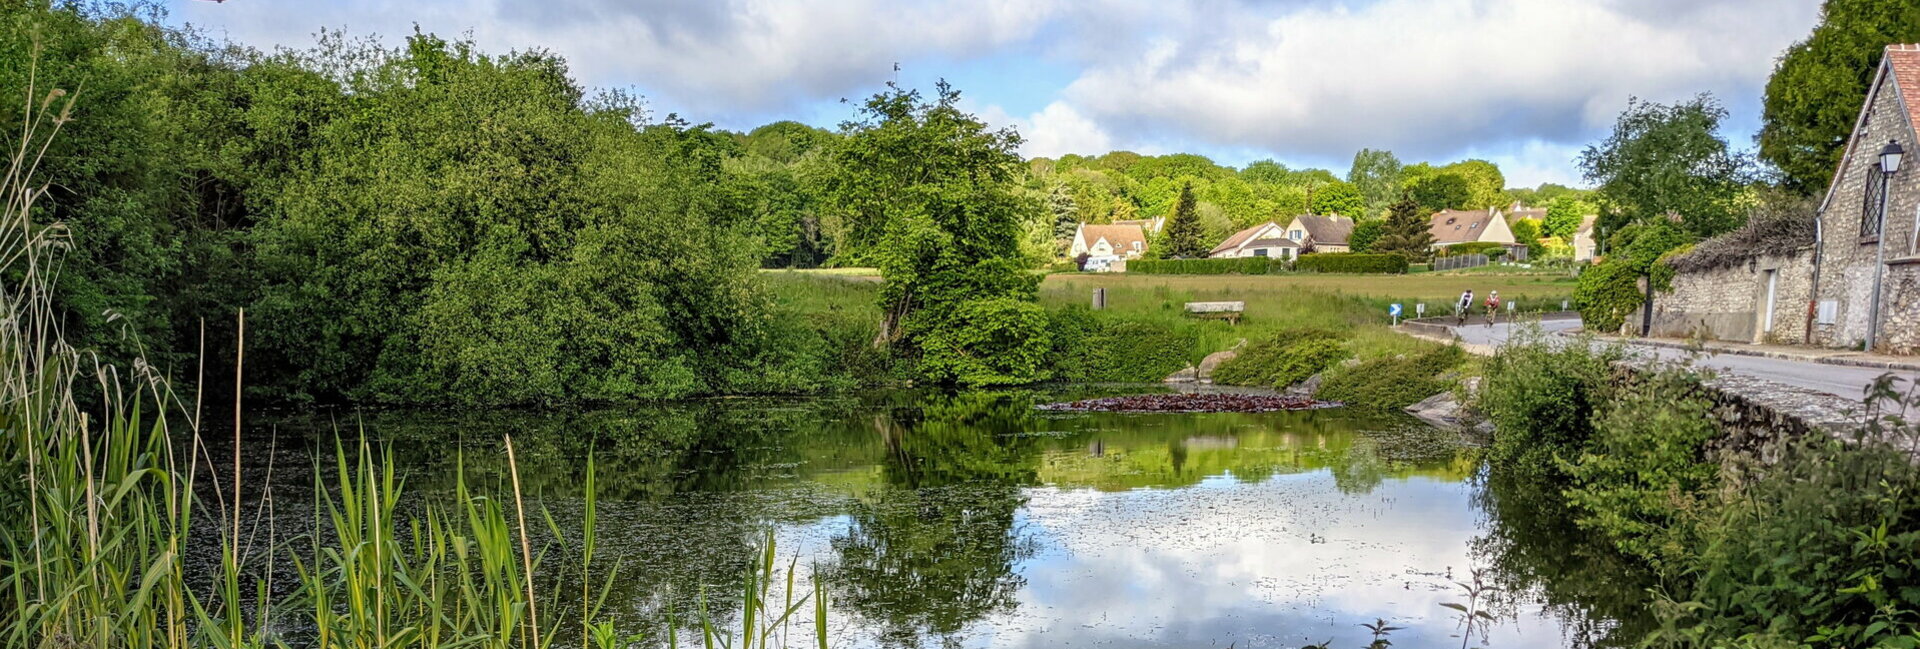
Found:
[1808,44,1920,353]
[1572,215,1599,262]
[1209,221,1301,260]
[1427,207,1517,251]
[1070,223,1150,272]
[1279,214,1355,253]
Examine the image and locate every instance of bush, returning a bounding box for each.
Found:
[1573,259,1644,334]
[1561,367,1719,567]
[1211,328,1352,388]
[1293,253,1409,274]
[1664,432,1920,647]
[1436,241,1508,257]
[1477,335,1619,476]
[1127,257,1289,275]
[1046,307,1199,382]
[1317,345,1464,413]
[915,297,1052,386]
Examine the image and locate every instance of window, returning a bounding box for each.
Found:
[1864,162,1886,238]
[1254,248,1269,257]
[1131,241,1141,250]
[1290,229,1303,241]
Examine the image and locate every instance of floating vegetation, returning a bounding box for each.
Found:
[1034,393,1340,413]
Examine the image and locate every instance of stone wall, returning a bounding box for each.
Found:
[1813,60,1920,353]
[1650,250,1814,344]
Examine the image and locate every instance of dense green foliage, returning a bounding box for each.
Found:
[1580,95,1750,239]
[1371,198,1434,262]
[1348,219,1384,252]
[1045,307,1201,382]
[828,82,1048,387]
[1125,257,1288,275]
[1572,223,1692,333]
[1760,0,1920,195]
[1210,328,1352,388]
[1317,345,1464,414]
[1541,196,1592,239]
[1477,335,1619,476]
[1479,340,1920,647]
[1293,253,1409,274]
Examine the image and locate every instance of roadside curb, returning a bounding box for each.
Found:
[1579,333,1920,374]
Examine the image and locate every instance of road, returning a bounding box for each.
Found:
[1445,317,1920,402]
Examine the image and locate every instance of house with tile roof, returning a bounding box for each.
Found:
[1070,223,1150,272]
[1208,221,1301,260]
[1805,44,1920,352]
[1280,215,1355,253]
[1427,208,1516,249]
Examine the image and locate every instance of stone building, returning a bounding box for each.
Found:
[1650,250,1815,344]
[1809,44,1920,353]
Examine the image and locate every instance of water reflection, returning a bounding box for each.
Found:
[237,388,1647,648]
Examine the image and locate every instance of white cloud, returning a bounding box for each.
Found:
[1057,0,1819,163]
[977,101,1117,159]
[173,0,1824,183]
[175,0,1067,118]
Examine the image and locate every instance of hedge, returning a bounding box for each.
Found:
[1293,253,1409,274]
[1127,257,1289,275]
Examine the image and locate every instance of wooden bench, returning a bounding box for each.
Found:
[1185,301,1245,325]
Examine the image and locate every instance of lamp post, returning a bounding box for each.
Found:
[1866,139,1904,352]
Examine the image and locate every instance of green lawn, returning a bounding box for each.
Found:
[1042,272,1577,311]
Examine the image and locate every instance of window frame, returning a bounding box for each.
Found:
[1863,161,1886,240]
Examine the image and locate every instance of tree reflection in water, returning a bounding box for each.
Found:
[1471,471,1657,649]
[827,392,1040,649]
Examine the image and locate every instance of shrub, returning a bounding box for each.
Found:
[1211,328,1352,388]
[1477,335,1619,476]
[1664,432,1920,647]
[1573,259,1643,334]
[1561,367,1719,567]
[1436,241,1507,257]
[1127,257,1289,275]
[1046,307,1199,382]
[916,297,1052,386]
[1293,253,1409,274]
[1317,344,1464,413]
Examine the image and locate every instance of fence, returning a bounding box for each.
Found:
[1432,254,1490,272]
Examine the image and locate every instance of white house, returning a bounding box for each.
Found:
[1070,223,1150,271]
[1209,221,1301,260]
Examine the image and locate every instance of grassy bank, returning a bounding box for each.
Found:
[1475,335,1920,647]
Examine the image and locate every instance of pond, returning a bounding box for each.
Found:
[232,387,1652,649]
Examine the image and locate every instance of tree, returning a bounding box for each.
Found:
[1309,181,1365,218]
[1349,219,1384,253]
[1161,182,1209,258]
[1510,218,1544,258]
[1347,149,1405,215]
[1580,95,1750,239]
[1760,0,1920,195]
[1542,196,1592,239]
[1406,173,1473,213]
[1371,197,1435,262]
[1441,159,1508,209]
[826,81,1048,386]
[1046,183,1078,242]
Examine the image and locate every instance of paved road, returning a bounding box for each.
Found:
[1445,317,1920,402]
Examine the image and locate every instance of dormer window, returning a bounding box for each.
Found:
[1132,241,1141,250]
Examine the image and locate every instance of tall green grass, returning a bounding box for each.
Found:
[0,74,827,649]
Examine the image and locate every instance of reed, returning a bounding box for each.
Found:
[0,77,830,649]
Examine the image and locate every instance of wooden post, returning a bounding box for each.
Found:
[1093,288,1106,310]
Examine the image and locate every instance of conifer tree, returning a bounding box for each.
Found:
[1370,197,1434,262]
[1161,182,1208,258]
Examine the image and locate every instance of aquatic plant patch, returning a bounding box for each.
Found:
[1033,392,1338,413]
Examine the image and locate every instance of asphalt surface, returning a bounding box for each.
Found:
[1447,317,1920,402]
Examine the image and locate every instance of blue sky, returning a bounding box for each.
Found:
[168,0,1824,188]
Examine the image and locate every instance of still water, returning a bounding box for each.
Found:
[246,388,1650,649]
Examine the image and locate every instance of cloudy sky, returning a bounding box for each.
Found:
[168,0,1824,188]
